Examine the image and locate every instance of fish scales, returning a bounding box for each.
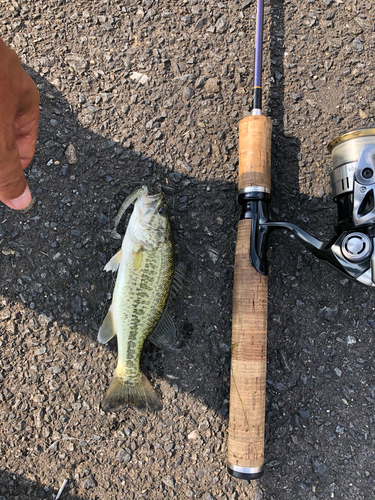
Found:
[115,239,174,378]
[98,187,175,412]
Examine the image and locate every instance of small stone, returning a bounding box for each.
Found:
[177,160,192,173]
[79,109,94,126]
[71,296,82,314]
[181,15,192,25]
[130,72,148,84]
[298,409,309,419]
[171,60,180,76]
[335,423,345,434]
[334,367,342,377]
[66,54,88,73]
[164,442,174,452]
[162,475,175,488]
[184,86,194,99]
[318,306,338,320]
[198,419,210,431]
[275,70,282,81]
[173,74,195,86]
[204,78,220,93]
[325,9,337,20]
[325,60,333,71]
[313,460,329,477]
[306,100,317,108]
[352,38,364,52]
[0,308,11,321]
[35,346,46,356]
[207,249,219,263]
[347,336,357,345]
[359,109,368,120]
[169,172,182,183]
[65,143,78,165]
[82,477,97,489]
[196,17,207,29]
[73,361,85,371]
[188,430,199,440]
[216,16,228,33]
[13,33,27,47]
[34,409,44,428]
[48,366,62,374]
[195,76,207,89]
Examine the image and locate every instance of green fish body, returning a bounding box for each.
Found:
[98,188,174,411]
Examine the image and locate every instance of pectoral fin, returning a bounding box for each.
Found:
[134,249,143,270]
[97,308,116,344]
[148,308,177,350]
[104,250,122,273]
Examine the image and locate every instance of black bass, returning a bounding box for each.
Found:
[98,186,176,411]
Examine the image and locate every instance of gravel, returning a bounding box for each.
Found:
[0,0,375,499]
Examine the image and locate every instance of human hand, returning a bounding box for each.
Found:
[0,39,40,210]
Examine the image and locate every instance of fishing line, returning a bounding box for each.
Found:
[99,181,142,335]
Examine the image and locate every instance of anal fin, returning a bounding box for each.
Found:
[148,308,177,350]
[97,308,116,344]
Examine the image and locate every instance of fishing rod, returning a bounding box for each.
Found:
[227,0,272,480]
[228,0,375,481]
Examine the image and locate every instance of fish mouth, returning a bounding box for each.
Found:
[142,192,164,210]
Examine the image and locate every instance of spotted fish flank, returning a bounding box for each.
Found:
[98,186,176,412]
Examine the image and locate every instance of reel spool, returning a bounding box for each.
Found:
[247,128,375,288]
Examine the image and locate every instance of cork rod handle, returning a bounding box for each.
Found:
[228,114,272,480]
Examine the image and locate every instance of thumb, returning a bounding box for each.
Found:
[0,144,32,210]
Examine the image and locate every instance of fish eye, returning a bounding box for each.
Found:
[158,205,167,216]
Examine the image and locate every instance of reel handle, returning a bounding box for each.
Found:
[228,115,272,479]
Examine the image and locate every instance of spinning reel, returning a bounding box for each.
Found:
[245,128,375,287]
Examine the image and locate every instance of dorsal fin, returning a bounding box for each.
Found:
[170,263,186,297]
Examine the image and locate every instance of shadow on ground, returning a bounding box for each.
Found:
[0,66,240,413]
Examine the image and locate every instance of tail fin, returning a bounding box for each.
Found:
[103,372,162,412]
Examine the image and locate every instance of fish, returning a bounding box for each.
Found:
[98,186,177,412]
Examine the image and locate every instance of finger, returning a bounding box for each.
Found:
[2,184,32,210]
[15,73,40,169]
[15,116,39,170]
[0,140,31,210]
